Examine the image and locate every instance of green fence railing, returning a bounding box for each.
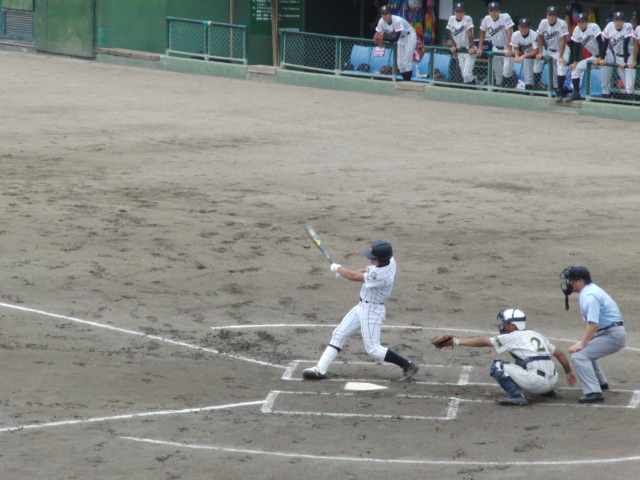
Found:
[279,30,398,82]
[166,17,247,64]
[585,61,640,105]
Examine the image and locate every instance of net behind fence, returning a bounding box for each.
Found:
[167,17,247,64]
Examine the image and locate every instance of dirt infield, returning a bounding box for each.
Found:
[1,50,640,480]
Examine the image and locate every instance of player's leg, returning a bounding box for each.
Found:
[533,50,545,89]
[523,58,534,89]
[571,330,624,401]
[622,66,636,95]
[360,304,419,382]
[506,365,557,395]
[503,54,517,87]
[569,59,588,100]
[556,51,568,98]
[601,51,614,97]
[303,305,361,379]
[463,52,477,84]
[490,360,528,405]
[493,53,504,86]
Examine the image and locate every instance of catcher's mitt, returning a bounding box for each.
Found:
[431,333,457,349]
[374,31,385,47]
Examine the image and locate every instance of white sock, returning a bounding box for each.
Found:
[316,346,339,374]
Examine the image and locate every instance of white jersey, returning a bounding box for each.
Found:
[447,15,474,49]
[571,23,602,56]
[359,257,396,304]
[376,15,415,45]
[511,30,539,54]
[602,22,634,57]
[537,18,569,51]
[491,329,556,373]
[480,13,514,49]
[634,26,640,41]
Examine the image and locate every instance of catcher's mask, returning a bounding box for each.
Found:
[364,240,393,266]
[560,266,591,311]
[497,308,526,334]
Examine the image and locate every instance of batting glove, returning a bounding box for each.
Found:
[330,263,341,273]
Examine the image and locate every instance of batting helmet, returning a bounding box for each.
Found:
[365,240,393,266]
[497,308,526,334]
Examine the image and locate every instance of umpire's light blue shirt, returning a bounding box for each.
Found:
[579,283,623,329]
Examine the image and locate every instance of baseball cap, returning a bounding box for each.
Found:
[613,11,625,20]
[487,2,500,11]
[454,2,465,12]
[518,18,531,27]
[380,5,392,15]
[547,6,559,15]
[576,13,589,22]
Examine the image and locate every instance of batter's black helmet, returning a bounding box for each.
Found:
[365,240,393,265]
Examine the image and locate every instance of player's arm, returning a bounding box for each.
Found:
[477,29,486,56]
[553,349,577,386]
[570,38,581,69]
[384,30,402,43]
[449,30,457,53]
[620,36,631,67]
[536,32,544,60]
[467,28,477,54]
[569,321,598,353]
[558,34,568,65]
[597,35,608,65]
[335,266,365,283]
[505,27,514,56]
[631,37,640,69]
[458,337,493,347]
[524,42,539,59]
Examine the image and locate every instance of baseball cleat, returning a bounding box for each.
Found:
[568,91,583,101]
[303,366,328,380]
[578,392,604,403]
[498,395,529,406]
[398,362,419,382]
[600,383,609,391]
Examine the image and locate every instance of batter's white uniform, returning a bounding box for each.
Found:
[535,18,570,88]
[329,257,396,360]
[480,13,515,86]
[491,329,558,394]
[375,16,417,74]
[570,23,604,88]
[510,29,539,85]
[447,14,476,84]
[601,22,636,94]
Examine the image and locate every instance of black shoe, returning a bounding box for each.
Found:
[398,362,419,382]
[555,89,564,103]
[578,392,604,403]
[541,389,558,398]
[498,395,529,406]
[569,92,583,101]
[600,383,609,391]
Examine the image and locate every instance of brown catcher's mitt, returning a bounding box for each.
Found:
[374,31,385,47]
[431,333,457,349]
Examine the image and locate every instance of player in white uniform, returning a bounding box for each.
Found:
[628,24,640,71]
[375,5,418,81]
[444,309,576,405]
[569,13,606,101]
[478,2,517,88]
[510,18,540,90]
[303,240,419,382]
[601,12,636,99]
[446,2,477,85]
[534,6,570,100]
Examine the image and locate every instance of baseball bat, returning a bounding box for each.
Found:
[305,225,333,264]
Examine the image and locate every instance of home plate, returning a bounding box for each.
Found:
[344,382,388,392]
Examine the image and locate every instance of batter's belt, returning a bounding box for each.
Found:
[360,297,384,305]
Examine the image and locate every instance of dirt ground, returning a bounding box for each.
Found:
[1,50,640,480]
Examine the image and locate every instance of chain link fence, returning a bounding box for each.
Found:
[166,17,247,64]
[585,61,640,105]
[280,30,398,81]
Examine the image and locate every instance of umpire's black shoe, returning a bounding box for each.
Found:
[600,383,609,391]
[578,392,604,403]
[398,362,419,382]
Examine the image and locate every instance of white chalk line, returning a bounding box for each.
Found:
[119,435,640,466]
[0,400,265,434]
[0,302,285,370]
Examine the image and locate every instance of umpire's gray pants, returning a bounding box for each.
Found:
[571,326,626,395]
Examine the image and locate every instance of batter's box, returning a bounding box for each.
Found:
[262,390,461,420]
[284,360,476,385]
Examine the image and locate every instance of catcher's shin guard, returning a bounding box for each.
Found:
[490,360,523,397]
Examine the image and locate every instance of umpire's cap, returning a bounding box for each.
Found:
[546,6,559,15]
[518,17,531,27]
[562,266,592,283]
[365,240,393,265]
[576,12,589,22]
[380,5,392,15]
[487,2,500,11]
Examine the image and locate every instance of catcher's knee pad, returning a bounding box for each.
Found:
[490,359,508,377]
[490,360,522,396]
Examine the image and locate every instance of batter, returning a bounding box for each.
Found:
[303,240,419,382]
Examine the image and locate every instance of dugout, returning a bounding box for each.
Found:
[0,1,637,64]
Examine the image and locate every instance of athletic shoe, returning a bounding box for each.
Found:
[600,383,609,391]
[398,362,419,382]
[498,395,529,406]
[541,389,558,398]
[578,392,604,403]
[555,89,564,103]
[303,366,327,380]
[569,91,583,101]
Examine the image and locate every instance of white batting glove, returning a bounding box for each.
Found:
[330,263,341,273]
[453,337,460,346]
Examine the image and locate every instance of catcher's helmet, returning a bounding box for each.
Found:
[560,266,591,311]
[365,240,393,266]
[497,308,526,334]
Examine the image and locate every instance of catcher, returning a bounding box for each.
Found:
[432,308,576,405]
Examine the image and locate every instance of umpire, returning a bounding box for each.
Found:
[560,266,626,403]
